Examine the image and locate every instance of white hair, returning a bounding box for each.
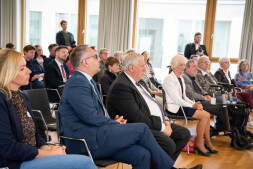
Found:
[114,51,124,60]
[122,52,144,71]
[170,54,187,69]
[219,57,230,64]
[125,48,136,54]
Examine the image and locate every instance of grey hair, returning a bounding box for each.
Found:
[170,54,187,69]
[125,48,136,54]
[114,51,124,60]
[186,59,196,68]
[122,52,144,71]
[197,55,209,66]
[219,57,230,64]
[69,45,89,69]
[238,59,249,72]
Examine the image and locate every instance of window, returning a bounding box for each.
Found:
[212,0,246,59]
[29,11,42,45]
[25,0,78,56]
[86,0,100,47]
[136,0,207,81]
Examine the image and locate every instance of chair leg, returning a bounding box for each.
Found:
[122,163,124,169]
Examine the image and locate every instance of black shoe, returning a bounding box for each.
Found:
[204,144,219,154]
[194,146,211,156]
[246,144,253,149]
[178,164,203,169]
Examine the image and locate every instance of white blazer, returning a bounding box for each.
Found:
[163,71,195,113]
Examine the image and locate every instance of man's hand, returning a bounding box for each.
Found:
[154,91,162,97]
[204,95,212,101]
[163,122,172,137]
[115,115,127,124]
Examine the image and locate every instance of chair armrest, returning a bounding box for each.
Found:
[32,110,48,130]
[46,88,61,101]
[59,136,94,163]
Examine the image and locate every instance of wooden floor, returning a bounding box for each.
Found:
[104,114,253,169]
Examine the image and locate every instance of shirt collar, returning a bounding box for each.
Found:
[124,72,138,85]
[199,68,208,76]
[76,70,92,82]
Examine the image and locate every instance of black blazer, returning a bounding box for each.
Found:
[45,60,70,89]
[214,68,231,83]
[100,70,117,95]
[184,43,208,59]
[106,72,162,131]
[0,91,47,169]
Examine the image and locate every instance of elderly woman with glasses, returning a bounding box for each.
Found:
[0,49,97,169]
[215,57,253,128]
[163,54,217,157]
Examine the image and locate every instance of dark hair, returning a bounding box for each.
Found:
[105,57,120,69]
[194,32,201,37]
[90,46,96,50]
[23,45,36,53]
[190,55,198,59]
[60,20,67,25]
[5,43,15,49]
[141,51,151,65]
[48,44,58,51]
[55,46,68,52]
[69,45,89,69]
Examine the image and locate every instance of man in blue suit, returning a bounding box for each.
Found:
[59,45,176,169]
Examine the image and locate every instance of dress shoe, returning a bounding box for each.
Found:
[194,146,211,156]
[178,164,203,169]
[204,144,219,154]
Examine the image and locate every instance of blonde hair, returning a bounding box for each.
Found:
[197,55,209,66]
[0,49,21,99]
[170,54,187,69]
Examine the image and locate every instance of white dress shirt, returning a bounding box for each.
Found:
[124,72,165,131]
[55,59,67,82]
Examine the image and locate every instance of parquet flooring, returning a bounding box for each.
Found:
[105,114,253,169]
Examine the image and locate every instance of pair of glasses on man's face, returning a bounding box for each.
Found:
[85,54,99,60]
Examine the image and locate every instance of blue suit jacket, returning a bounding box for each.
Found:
[59,71,118,153]
[0,91,47,169]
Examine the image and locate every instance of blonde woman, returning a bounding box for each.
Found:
[163,54,217,156]
[0,49,96,169]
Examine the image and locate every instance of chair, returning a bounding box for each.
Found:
[55,111,124,169]
[161,88,196,155]
[23,89,56,142]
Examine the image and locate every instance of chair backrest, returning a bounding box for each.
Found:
[23,89,55,124]
[58,85,65,95]
[55,111,62,138]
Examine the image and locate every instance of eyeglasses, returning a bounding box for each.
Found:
[102,53,109,55]
[85,54,99,60]
[200,61,210,64]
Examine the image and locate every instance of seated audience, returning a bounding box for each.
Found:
[44,44,58,68]
[196,56,229,103]
[163,54,217,156]
[114,51,124,72]
[181,59,226,129]
[23,45,44,89]
[59,45,178,169]
[34,45,47,68]
[5,42,16,50]
[45,46,69,89]
[100,57,120,95]
[93,48,109,83]
[0,49,96,169]
[190,55,199,61]
[90,46,97,54]
[106,53,201,169]
[66,56,75,75]
[215,57,253,128]
[125,48,136,54]
[184,32,208,59]
[234,59,253,95]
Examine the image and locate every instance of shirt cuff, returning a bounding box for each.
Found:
[161,123,165,132]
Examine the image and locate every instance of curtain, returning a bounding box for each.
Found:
[238,0,253,71]
[97,0,132,54]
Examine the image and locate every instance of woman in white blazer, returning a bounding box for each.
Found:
[163,54,217,156]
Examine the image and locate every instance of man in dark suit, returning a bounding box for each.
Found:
[106,53,201,169]
[184,32,208,59]
[45,46,69,89]
[59,45,178,169]
[44,44,58,68]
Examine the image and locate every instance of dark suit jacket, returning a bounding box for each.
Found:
[93,60,105,83]
[214,68,231,83]
[106,72,162,131]
[100,70,117,95]
[59,71,118,153]
[0,92,47,169]
[56,31,75,47]
[184,43,208,59]
[45,60,69,89]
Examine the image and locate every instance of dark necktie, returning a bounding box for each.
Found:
[90,79,109,117]
[136,82,165,123]
[190,76,202,94]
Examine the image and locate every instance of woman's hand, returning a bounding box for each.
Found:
[192,101,203,110]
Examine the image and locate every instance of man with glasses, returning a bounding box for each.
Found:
[59,45,177,169]
[182,59,226,129]
[93,48,109,83]
[184,32,208,59]
[45,46,69,101]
